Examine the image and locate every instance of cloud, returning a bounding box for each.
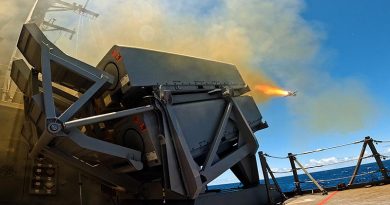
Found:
[306,156,339,167]
[303,153,377,169]
[268,156,358,176]
[270,167,291,173]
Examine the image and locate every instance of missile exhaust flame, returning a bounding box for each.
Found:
[254,84,296,97]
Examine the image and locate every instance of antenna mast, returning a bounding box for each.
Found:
[1,0,99,104]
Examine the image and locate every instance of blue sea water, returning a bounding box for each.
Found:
[210,160,390,192]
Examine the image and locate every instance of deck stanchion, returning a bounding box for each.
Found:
[259,151,272,204]
[294,158,327,195]
[348,139,368,186]
[366,137,389,180]
[288,153,302,195]
[265,160,287,200]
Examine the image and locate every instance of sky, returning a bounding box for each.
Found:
[1,0,389,186]
[213,0,390,184]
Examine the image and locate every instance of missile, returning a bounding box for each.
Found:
[285,90,297,97]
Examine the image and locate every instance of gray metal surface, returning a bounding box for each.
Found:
[97,46,246,92]
[121,184,284,205]
[64,105,154,128]
[167,95,263,159]
[9,22,279,204]
[203,101,233,169]
[17,23,113,92]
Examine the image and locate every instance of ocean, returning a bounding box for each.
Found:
[210,160,390,192]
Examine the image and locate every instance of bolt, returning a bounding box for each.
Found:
[48,123,61,133]
[50,124,58,131]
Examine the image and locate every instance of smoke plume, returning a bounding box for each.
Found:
[1,0,377,135]
[0,0,34,66]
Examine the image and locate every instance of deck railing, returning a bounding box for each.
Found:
[258,136,390,203]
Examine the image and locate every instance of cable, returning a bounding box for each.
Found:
[53,30,63,44]
[301,155,374,170]
[379,154,390,159]
[302,170,380,184]
[75,14,83,57]
[91,17,107,50]
[263,153,288,159]
[373,140,390,143]
[271,170,293,174]
[88,18,103,53]
[294,140,364,156]
[269,155,374,174]
[263,140,365,159]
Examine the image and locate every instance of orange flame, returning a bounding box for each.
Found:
[254,84,289,96]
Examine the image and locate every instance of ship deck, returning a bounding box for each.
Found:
[284,184,390,205]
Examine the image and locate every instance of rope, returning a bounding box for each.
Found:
[294,140,364,156]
